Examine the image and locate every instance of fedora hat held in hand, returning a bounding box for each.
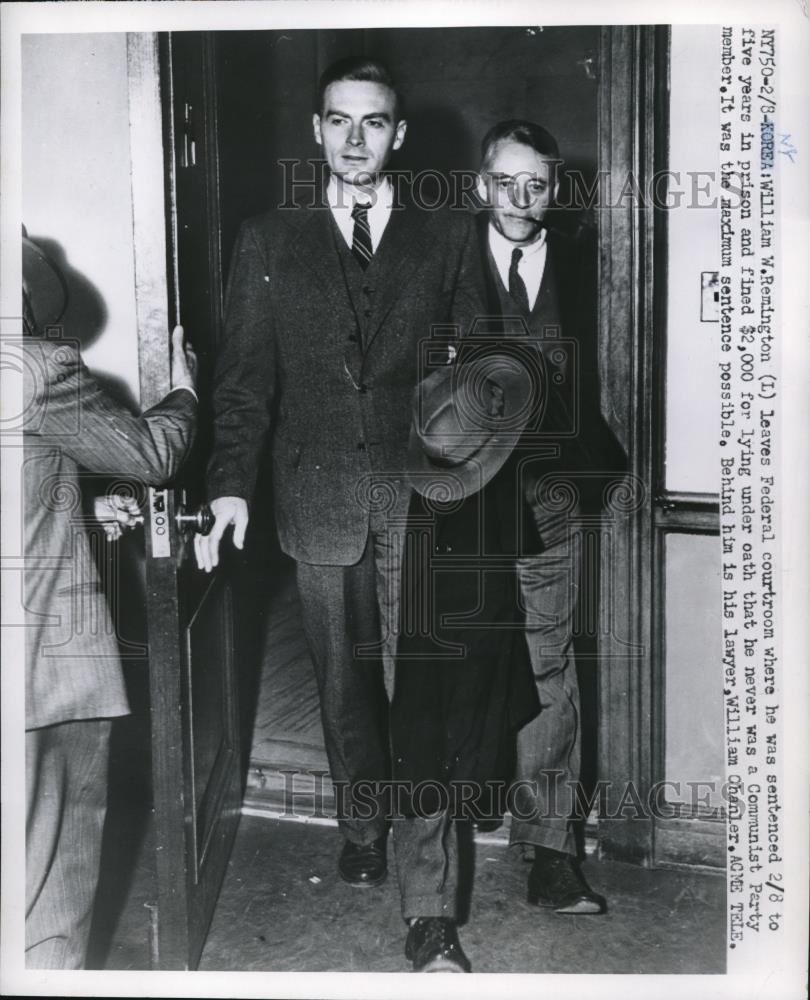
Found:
[407,346,544,501]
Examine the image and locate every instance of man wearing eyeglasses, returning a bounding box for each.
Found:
[475,120,609,916]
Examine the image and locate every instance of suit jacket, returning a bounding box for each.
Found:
[208,192,484,566]
[23,337,197,730]
[476,215,622,552]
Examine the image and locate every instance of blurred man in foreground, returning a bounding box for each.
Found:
[21,231,198,967]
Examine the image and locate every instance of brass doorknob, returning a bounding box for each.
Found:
[175,503,214,536]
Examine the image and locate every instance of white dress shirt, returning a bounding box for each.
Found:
[488,223,548,311]
[327,175,393,253]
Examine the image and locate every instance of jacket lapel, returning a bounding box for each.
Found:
[477,212,505,316]
[544,231,574,331]
[283,186,435,358]
[477,214,576,329]
[285,204,356,325]
[362,196,432,356]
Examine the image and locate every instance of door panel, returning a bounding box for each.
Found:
[184,570,238,867]
[181,564,241,954]
[128,31,241,970]
[142,490,241,970]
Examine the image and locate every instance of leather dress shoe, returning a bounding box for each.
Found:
[527,848,607,914]
[405,917,471,973]
[338,833,388,887]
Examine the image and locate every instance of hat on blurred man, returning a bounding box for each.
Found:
[22,225,68,332]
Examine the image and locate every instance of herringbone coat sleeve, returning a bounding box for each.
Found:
[26,339,197,482]
[22,338,197,729]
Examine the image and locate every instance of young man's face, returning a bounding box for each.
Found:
[313,79,406,188]
[478,139,559,245]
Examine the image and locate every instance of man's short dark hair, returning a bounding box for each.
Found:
[480,120,561,171]
[316,56,403,119]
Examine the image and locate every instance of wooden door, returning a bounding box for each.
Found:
[128,32,242,970]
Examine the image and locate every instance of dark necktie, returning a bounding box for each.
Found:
[508,247,531,314]
[351,202,373,270]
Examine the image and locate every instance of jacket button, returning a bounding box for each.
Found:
[348,333,358,342]
[357,441,366,451]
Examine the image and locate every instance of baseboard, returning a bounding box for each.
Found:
[243,755,599,854]
[653,815,728,870]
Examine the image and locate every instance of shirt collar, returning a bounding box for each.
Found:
[327,174,393,214]
[488,222,548,264]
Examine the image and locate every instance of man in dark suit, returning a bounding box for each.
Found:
[21,233,198,967]
[195,57,483,889]
[475,120,609,914]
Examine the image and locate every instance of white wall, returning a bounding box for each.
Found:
[665,26,721,492]
[663,27,724,811]
[665,533,725,809]
[22,32,141,404]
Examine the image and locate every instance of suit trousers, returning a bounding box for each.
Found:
[25,718,111,968]
[510,537,581,856]
[393,812,458,920]
[295,510,404,845]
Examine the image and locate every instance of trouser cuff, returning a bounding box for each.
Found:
[339,819,388,846]
[401,893,456,922]
[509,819,575,855]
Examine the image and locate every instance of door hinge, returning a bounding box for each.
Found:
[180,102,196,168]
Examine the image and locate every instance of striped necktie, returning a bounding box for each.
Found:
[508,247,531,314]
[351,202,373,269]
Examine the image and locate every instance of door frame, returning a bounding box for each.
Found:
[128,30,191,965]
[596,25,725,869]
[127,31,242,969]
[595,23,657,867]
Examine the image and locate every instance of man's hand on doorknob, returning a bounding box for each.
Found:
[193,496,249,572]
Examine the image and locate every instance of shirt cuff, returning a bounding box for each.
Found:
[169,385,198,403]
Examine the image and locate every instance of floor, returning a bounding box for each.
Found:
[95,813,725,975]
[248,558,329,775]
[86,554,726,976]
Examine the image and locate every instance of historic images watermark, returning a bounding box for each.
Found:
[276,157,748,213]
[254,769,738,823]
